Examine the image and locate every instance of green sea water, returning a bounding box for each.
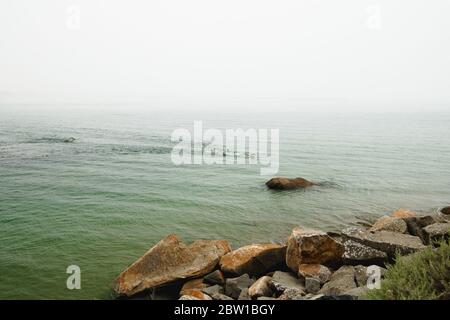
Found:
[0,109,449,299]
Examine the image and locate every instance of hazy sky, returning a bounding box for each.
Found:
[1,0,449,112]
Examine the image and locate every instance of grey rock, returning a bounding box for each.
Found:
[343,286,369,300]
[204,270,225,285]
[305,277,321,294]
[225,274,253,299]
[403,215,439,244]
[342,239,388,266]
[211,293,234,300]
[238,288,251,300]
[257,296,277,300]
[354,265,368,287]
[319,266,356,295]
[202,284,223,296]
[277,288,305,300]
[179,295,201,300]
[342,227,426,257]
[269,271,305,293]
[423,223,450,244]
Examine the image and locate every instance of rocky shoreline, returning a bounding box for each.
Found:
[112,205,450,300]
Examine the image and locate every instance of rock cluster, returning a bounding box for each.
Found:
[113,208,450,300]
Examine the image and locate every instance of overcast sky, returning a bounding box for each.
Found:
[0,0,449,112]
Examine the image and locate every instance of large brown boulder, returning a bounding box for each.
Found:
[298,264,332,284]
[220,243,286,276]
[265,177,314,190]
[342,227,426,257]
[286,226,344,272]
[114,235,231,297]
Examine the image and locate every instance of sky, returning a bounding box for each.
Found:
[0,0,449,112]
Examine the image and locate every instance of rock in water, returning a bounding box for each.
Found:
[286,226,344,272]
[342,227,426,257]
[113,235,231,297]
[220,243,286,276]
[441,207,450,215]
[391,208,417,218]
[369,215,407,233]
[265,177,314,190]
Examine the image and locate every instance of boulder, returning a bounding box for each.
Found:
[203,270,225,285]
[277,288,305,300]
[225,274,253,299]
[238,288,251,300]
[211,293,234,300]
[369,215,407,233]
[265,177,314,190]
[441,207,450,215]
[391,208,417,218]
[342,239,388,266]
[179,295,200,300]
[286,226,344,272]
[114,235,231,297]
[343,286,368,300]
[319,266,357,295]
[403,215,439,244]
[305,277,321,294]
[270,271,305,293]
[298,264,331,284]
[220,243,286,276]
[423,223,450,244]
[180,278,207,296]
[179,289,212,300]
[353,265,368,287]
[201,284,224,296]
[248,276,273,299]
[342,227,426,257]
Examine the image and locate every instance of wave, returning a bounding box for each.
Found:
[25,136,76,144]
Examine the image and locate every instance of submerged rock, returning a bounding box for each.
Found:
[220,243,286,276]
[342,227,426,257]
[265,177,314,190]
[441,206,450,215]
[286,226,344,272]
[113,235,231,297]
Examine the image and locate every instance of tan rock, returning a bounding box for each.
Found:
[391,208,417,218]
[220,243,286,276]
[298,264,331,284]
[265,177,314,190]
[369,215,408,233]
[114,235,231,297]
[248,276,273,299]
[286,226,344,272]
[179,278,207,296]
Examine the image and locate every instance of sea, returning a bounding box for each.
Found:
[0,108,449,299]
